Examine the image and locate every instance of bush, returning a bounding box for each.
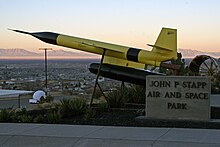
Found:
[58,98,87,118]
[126,85,145,104]
[33,114,45,123]
[58,99,71,118]
[105,84,146,108]
[83,108,96,120]
[16,108,28,116]
[97,101,108,112]
[106,88,129,108]
[70,98,87,116]
[0,109,11,122]
[0,108,32,123]
[46,110,60,124]
[13,108,34,123]
[20,115,33,123]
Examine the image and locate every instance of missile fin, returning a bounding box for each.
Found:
[82,42,124,53]
[147,44,173,51]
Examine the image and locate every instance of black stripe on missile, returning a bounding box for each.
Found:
[32,32,59,45]
[127,48,141,62]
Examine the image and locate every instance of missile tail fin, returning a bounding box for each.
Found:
[150,28,177,60]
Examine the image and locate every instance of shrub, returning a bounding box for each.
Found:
[10,109,19,122]
[97,101,108,112]
[105,84,146,108]
[33,114,45,123]
[70,98,87,116]
[0,109,11,122]
[58,98,87,118]
[126,85,145,104]
[46,110,60,124]
[106,88,129,108]
[58,99,71,118]
[83,108,96,120]
[16,108,28,116]
[20,115,33,123]
[12,108,33,123]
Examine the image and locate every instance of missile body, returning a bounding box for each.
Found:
[89,63,163,85]
[11,29,177,67]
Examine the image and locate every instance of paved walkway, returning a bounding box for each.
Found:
[0,123,220,147]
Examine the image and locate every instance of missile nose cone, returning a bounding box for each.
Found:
[9,28,59,45]
[31,32,59,45]
[8,28,31,35]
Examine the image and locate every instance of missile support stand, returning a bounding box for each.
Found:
[90,49,107,107]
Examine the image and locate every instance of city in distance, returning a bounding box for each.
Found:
[2,48,220,59]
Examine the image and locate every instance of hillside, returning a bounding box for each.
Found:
[178,49,220,58]
[0,48,99,59]
[0,48,219,59]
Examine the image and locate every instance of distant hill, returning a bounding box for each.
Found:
[39,49,89,57]
[0,48,219,59]
[178,49,220,58]
[0,48,39,56]
[0,48,99,59]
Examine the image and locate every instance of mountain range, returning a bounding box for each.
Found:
[0,48,98,59]
[178,49,220,58]
[0,48,219,59]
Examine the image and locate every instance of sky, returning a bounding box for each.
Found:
[0,0,220,53]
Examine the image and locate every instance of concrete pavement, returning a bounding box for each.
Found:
[0,123,220,147]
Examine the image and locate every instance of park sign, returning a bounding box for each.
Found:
[146,76,210,121]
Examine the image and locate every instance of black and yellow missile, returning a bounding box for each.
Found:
[11,28,178,85]
[10,28,177,67]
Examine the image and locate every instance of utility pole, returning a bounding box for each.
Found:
[39,48,52,91]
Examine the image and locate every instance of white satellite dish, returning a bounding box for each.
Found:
[29,90,46,104]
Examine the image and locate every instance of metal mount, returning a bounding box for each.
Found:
[90,49,107,107]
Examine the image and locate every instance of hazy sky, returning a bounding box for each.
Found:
[0,0,220,53]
